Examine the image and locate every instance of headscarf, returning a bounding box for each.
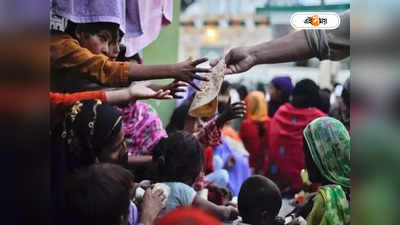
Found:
[62,100,122,171]
[291,79,320,108]
[245,91,270,123]
[303,117,350,189]
[155,208,221,225]
[116,101,167,156]
[271,76,293,94]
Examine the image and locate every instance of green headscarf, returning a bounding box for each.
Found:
[303,117,350,189]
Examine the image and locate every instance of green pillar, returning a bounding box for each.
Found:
[142,0,181,127]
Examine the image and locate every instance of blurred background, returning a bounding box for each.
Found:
[143,0,350,125]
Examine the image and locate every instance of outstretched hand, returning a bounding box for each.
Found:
[173,57,211,91]
[130,81,173,100]
[164,80,189,99]
[210,47,257,75]
[216,100,246,127]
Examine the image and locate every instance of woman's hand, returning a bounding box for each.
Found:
[172,57,211,91]
[140,188,166,225]
[216,101,246,128]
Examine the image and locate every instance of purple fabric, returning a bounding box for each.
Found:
[213,137,251,196]
[123,0,173,56]
[116,101,167,156]
[271,76,293,93]
[129,201,140,225]
[51,0,143,37]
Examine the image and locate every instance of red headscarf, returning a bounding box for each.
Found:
[155,208,221,225]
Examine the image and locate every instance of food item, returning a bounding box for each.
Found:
[189,59,226,117]
[153,183,171,206]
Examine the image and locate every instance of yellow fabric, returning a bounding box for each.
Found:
[50,33,130,89]
[307,192,326,225]
[245,91,269,122]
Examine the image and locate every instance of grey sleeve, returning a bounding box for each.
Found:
[304,10,350,61]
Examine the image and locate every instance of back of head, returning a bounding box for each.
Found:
[238,175,282,225]
[303,117,350,189]
[166,102,190,133]
[291,79,320,108]
[63,163,134,225]
[155,208,220,225]
[64,100,122,172]
[271,76,293,95]
[152,131,203,185]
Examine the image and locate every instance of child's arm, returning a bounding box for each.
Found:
[105,81,173,104]
[51,35,210,90]
[195,101,246,147]
[50,82,173,107]
[192,195,238,221]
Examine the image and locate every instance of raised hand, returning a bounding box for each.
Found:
[164,80,189,99]
[173,57,211,91]
[216,101,246,128]
[140,188,166,225]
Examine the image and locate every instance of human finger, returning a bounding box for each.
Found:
[192,74,209,81]
[192,57,208,65]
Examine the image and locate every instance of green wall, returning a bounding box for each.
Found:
[142,0,181,127]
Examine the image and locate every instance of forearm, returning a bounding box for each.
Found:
[128,155,153,166]
[127,64,176,81]
[147,82,166,91]
[250,30,314,65]
[104,88,134,105]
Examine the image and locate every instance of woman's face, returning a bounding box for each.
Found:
[102,126,128,165]
[268,84,281,102]
[303,139,323,183]
[183,116,207,133]
[77,30,112,56]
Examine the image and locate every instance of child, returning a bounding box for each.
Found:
[63,163,165,225]
[237,175,284,225]
[152,131,239,221]
[51,21,210,93]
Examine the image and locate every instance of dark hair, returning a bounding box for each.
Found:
[65,21,120,43]
[233,83,248,101]
[342,78,350,108]
[318,89,331,114]
[166,102,190,133]
[303,137,324,184]
[116,45,142,63]
[63,163,134,225]
[238,175,282,225]
[63,100,122,172]
[152,131,203,185]
[291,79,320,108]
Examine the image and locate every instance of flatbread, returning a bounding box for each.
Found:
[189,59,226,117]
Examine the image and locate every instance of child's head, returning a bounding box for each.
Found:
[238,175,282,225]
[64,100,128,172]
[152,131,204,186]
[67,21,120,56]
[63,163,134,225]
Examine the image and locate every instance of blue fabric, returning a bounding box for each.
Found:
[164,182,197,212]
[213,137,251,196]
[271,76,293,93]
[206,169,229,187]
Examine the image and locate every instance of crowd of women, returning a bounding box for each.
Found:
[50,1,350,225]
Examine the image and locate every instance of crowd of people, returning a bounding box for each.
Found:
[50,1,350,225]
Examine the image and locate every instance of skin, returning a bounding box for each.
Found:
[192,195,239,221]
[211,30,313,75]
[268,84,283,102]
[76,29,211,90]
[99,126,128,164]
